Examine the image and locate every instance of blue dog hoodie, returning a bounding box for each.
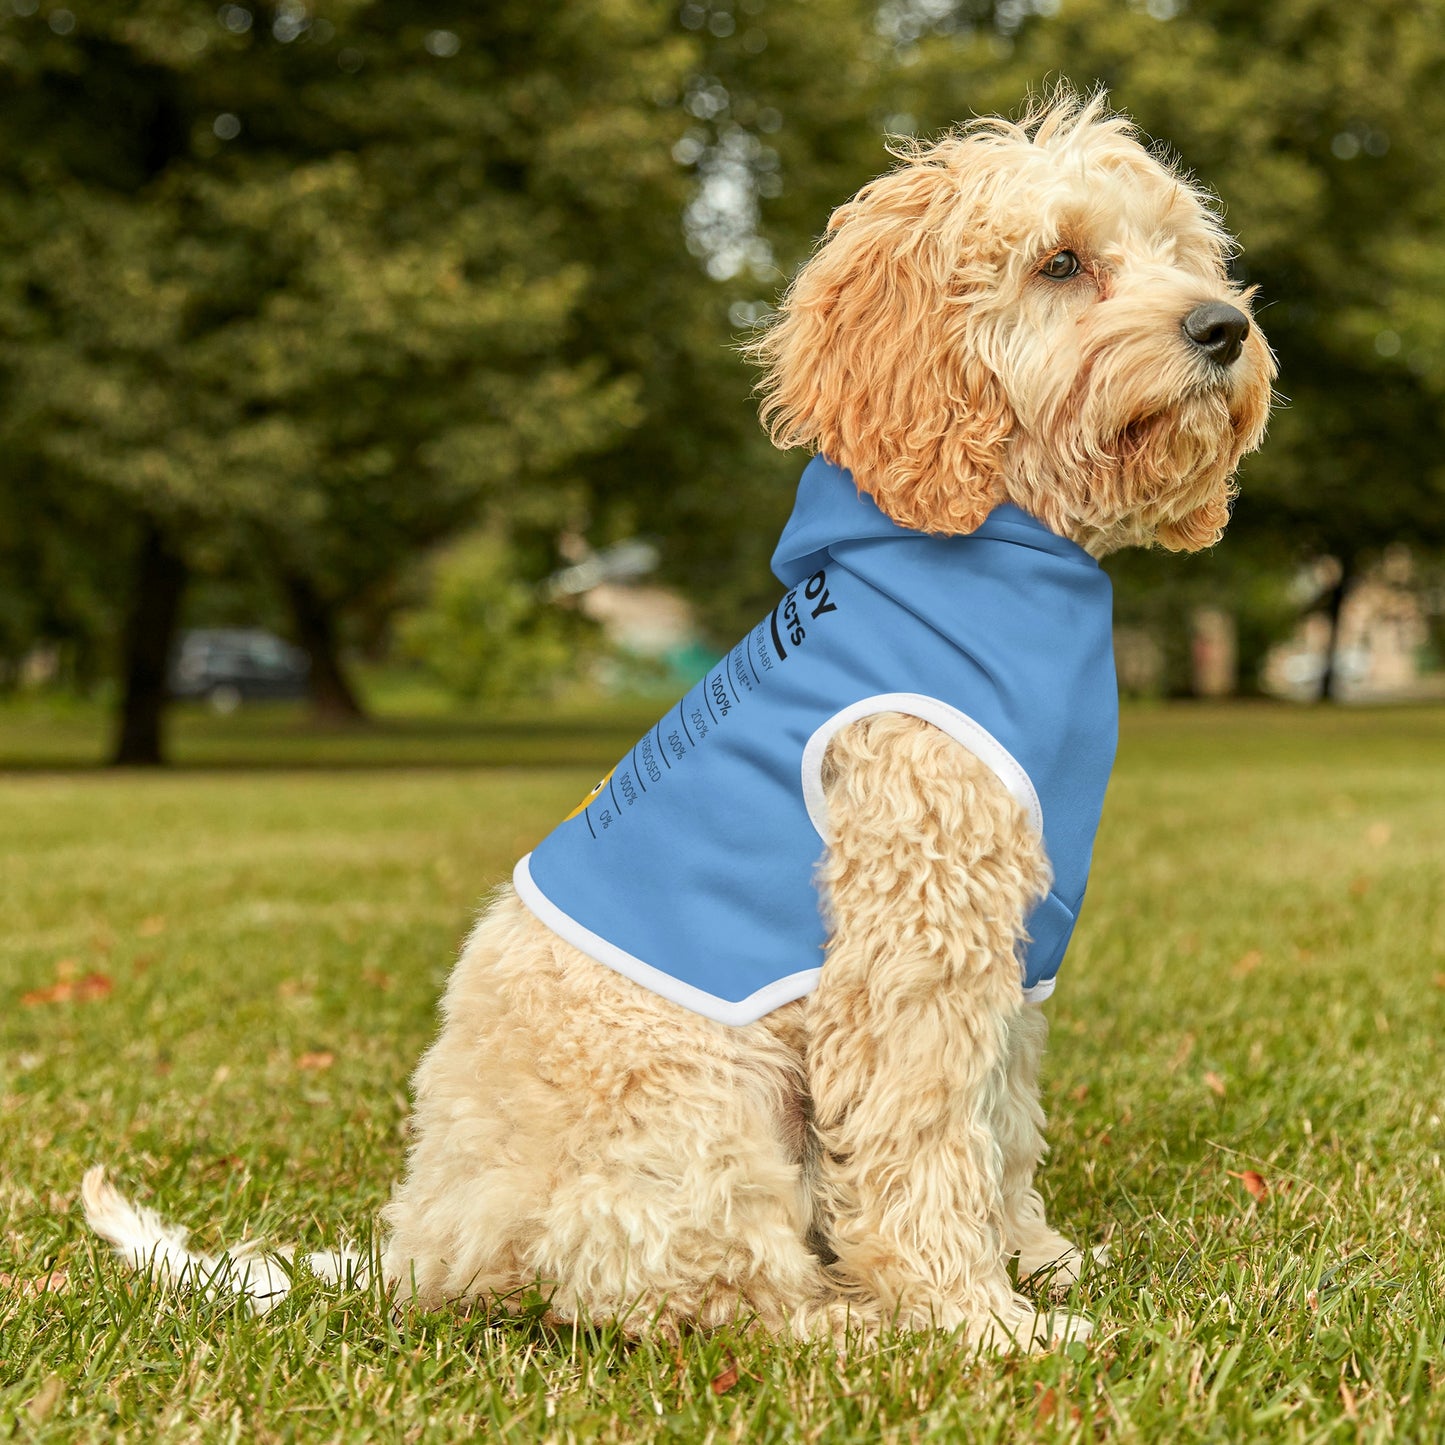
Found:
[514,456,1118,1025]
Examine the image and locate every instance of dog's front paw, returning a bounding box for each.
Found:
[1017,1239,1110,1294]
[971,1296,1093,1353]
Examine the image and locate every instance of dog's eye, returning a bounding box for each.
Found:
[1041,250,1081,280]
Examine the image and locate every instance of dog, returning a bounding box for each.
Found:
[85,89,1274,1351]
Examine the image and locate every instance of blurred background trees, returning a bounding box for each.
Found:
[1,0,1443,761]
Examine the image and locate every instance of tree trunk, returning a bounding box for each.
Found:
[283,572,366,724]
[111,521,187,766]
[1316,554,1355,703]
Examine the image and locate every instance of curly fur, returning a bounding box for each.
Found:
[85,88,1272,1353]
[379,716,1085,1349]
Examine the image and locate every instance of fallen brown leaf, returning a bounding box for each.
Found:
[1034,1385,1058,1426]
[1433,973,1445,990]
[1204,1071,1227,1098]
[21,982,69,1006]
[1232,950,1263,977]
[0,1268,69,1298]
[21,972,113,1007]
[296,1051,335,1072]
[710,1358,739,1395]
[1070,1083,1089,1103]
[1228,1169,1268,1201]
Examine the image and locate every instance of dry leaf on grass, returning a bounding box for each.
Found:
[1203,1071,1227,1098]
[295,1051,335,1071]
[710,1358,740,1395]
[1034,1386,1058,1425]
[1034,1385,1083,1428]
[21,973,113,1007]
[1228,1169,1269,1201]
[1232,950,1263,977]
[0,1268,70,1298]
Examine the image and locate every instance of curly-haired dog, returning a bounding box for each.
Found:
[85,91,1273,1350]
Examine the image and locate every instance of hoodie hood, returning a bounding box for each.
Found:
[771,454,1098,586]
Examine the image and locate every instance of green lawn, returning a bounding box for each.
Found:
[2,702,1442,1442]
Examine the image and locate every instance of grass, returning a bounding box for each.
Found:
[1,700,1443,1442]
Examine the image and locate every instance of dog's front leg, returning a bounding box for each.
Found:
[806,712,1088,1350]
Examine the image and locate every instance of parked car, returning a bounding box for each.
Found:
[169,629,310,712]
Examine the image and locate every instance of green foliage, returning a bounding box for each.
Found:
[1107,542,1302,695]
[4,0,1445,699]
[397,531,599,704]
[0,0,698,670]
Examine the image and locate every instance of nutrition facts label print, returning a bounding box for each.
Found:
[566,567,840,839]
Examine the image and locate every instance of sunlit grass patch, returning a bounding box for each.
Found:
[2,704,1443,1441]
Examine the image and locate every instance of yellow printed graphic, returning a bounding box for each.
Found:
[567,769,614,820]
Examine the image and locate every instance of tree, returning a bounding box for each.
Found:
[0,0,698,758]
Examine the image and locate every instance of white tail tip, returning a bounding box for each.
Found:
[81,1166,369,1315]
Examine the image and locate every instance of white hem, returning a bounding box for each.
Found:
[513,854,822,1027]
[799,692,1044,840]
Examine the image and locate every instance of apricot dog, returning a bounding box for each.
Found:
[86,90,1273,1351]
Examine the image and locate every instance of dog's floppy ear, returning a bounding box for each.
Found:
[749,145,1012,535]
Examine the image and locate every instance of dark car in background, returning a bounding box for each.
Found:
[169,629,310,712]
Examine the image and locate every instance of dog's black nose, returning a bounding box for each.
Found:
[1182,302,1250,367]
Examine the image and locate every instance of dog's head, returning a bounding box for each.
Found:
[751,89,1275,554]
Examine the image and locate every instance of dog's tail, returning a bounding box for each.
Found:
[81,1165,368,1315]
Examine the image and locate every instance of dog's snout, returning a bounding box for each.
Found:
[1182,302,1250,367]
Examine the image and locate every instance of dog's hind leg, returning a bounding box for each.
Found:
[804,713,1090,1350]
[383,893,833,1338]
[993,1005,1097,1291]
